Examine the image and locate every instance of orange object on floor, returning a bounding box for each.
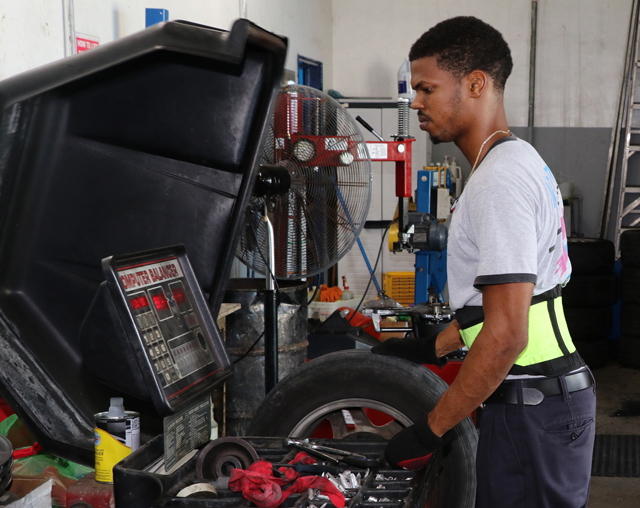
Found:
[320,284,342,302]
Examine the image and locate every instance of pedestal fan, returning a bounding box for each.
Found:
[236,85,372,390]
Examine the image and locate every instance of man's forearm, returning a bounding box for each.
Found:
[427,325,525,437]
[427,282,534,438]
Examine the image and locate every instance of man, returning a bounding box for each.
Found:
[374,16,596,508]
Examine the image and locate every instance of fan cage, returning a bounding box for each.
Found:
[236,85,372,280]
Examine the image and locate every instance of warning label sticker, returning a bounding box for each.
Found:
[367,143,388,160]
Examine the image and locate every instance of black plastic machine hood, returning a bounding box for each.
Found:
[0,19,287,465]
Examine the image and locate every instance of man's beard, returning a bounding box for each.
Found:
[427,86,462,146]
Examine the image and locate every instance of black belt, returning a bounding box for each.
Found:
[484,369,594,406]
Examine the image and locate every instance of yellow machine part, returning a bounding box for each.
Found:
[423,166,448,188]
[389,199,417,252]
[388,222,399,252]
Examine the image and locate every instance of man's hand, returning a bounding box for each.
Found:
[427,282,534,437]
[371,320,463,366]
[385,417,451,470]
[371,325,444,365]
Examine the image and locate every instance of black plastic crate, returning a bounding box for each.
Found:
[114,436,441,508]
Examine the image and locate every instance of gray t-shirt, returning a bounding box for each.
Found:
[447,136,571,311]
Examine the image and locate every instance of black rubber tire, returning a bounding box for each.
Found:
[567,238,615,275]
[563,306,613,341]
[248,350,477,508]
[617,335,640,369]
[621,230,640,268]
[620,303,640,337]
[561,274,618,308]
[621,267,640,304]
[573,340,608,369]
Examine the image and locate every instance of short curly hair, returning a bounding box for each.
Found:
[409,16,513,93]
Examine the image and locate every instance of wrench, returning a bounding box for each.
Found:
[283,438,379,468]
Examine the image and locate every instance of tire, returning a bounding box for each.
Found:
[567,238,615,275]
[620,303,640,337]
[561,274,617,308]
[248,350,477,508]
[618,335,640,369]
[563,306,613,341]
[621,267,640,304]
[621,230,640,268]
[573,339,608,369]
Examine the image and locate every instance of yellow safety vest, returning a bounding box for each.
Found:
[455,286,585,376]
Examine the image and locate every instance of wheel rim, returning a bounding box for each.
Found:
[288,397,413,439]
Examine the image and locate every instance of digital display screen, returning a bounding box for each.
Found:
[114,256,220,407]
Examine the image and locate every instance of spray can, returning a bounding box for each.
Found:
[94,397,140,483]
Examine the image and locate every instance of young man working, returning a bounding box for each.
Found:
[374,16,596,508]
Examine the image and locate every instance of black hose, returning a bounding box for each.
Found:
[349,222,393,321]
[233,331,265,365]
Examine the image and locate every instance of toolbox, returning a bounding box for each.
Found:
[113,437,441,508]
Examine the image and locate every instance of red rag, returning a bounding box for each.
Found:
[275,451,315,482]
[289,451,316,465]
[228,454,345,508]
[277,466,299,482]
[13,442,42,459]
[276,450,317,478]
[229,459,293,508]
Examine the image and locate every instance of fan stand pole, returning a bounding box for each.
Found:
[264,205,278,393]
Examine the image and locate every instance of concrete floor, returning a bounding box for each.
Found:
[588,359,640,508]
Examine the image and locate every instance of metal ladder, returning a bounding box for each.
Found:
[601,0,640,255]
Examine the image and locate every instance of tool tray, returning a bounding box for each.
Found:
[114,436,441,508]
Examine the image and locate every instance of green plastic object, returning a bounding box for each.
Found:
[0,414,93,480]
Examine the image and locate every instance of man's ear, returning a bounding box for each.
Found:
[466,70,488,98]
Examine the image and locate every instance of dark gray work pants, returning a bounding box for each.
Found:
[475,372,596,508]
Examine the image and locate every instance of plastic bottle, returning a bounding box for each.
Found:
[341,276,354,300]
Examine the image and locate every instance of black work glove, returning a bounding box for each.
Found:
[385,418,451,470]
[371,322,447,366]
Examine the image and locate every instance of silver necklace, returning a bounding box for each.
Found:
[468,129,511,179]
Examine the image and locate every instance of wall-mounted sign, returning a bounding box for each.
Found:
[76,34,100,53]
